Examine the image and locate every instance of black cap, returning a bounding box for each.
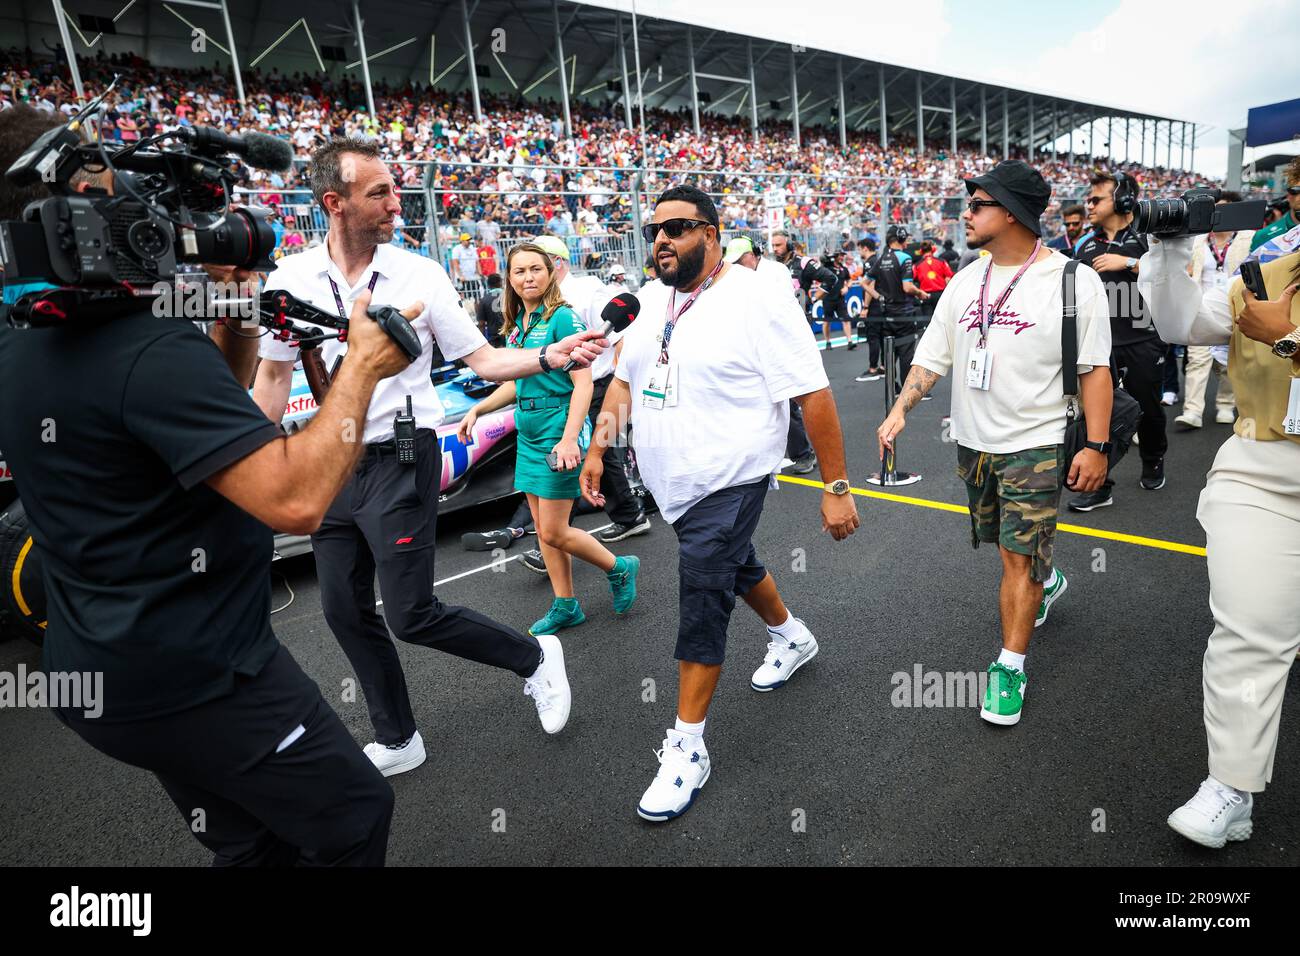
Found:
[964,160,1051,237]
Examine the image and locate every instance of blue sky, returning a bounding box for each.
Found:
[580,0,1300,178]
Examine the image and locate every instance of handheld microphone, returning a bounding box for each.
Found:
[561,293,640,371]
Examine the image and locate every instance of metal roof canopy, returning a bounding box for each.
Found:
[6,0,1197,167]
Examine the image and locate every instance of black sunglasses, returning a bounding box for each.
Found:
[966,199,1004,214]
[1288,186,1300,196]
[641,218,713,243]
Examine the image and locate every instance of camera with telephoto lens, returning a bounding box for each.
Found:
[0,78,289,325]
[1133,186,1267,238]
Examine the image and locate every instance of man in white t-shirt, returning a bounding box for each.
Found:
[877,161,1113,728]
[251,139,610,775]
[582,185,860,822]
[450,233,480,286]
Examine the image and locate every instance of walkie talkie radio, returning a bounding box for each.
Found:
[394,396,417,465]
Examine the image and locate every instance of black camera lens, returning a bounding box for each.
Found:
[1133,198,1187,237]
[188,206,278,271]
[126,220,172,260]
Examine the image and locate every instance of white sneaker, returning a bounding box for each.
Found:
[1215,408,1236,424]
[751,620,819,691]
[523,634,571,734]
[637,730,711,822]
[1167,777,1253,849]
[1174,412,1202,430]
[363,730,427,777]
[1161,391,1178,406]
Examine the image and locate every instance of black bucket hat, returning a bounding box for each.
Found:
[964,160,1051,237]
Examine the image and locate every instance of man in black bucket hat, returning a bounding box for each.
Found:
[876,160,1115,727]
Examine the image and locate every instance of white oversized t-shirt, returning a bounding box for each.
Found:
[912,249,1111,453]
[259,242,486,443]
[615,264,829,523]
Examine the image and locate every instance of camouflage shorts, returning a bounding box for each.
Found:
[955,445,1065,583]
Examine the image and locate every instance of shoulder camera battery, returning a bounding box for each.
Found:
[394,395,417,465]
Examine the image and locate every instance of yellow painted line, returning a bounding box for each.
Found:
[777,475,1207,557]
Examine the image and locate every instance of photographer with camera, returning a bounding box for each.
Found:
[1137,193,1300,852]
[0,109,416,865]
[252,139,608,777]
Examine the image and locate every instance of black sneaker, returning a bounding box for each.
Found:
[855,369,883,382]
[521,549,548,574]
[847,341,858,350]
[1068,489,1114,512]
[462,529,514,552]
[1140,458,1166,491]
[784,454,818,475]
[596,516,651,543]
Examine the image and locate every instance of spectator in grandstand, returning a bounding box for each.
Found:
[1069,170,1167,511]
[1175,195,1252,430]
[457,243,639,638]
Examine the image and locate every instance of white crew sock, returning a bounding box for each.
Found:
[768,613,805,641]
[997,648,1026,673]
[1208,775,1250,800]
[674,716,706,740]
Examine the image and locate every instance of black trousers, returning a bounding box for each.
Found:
[787,399,813,460]
[1108,338,1169,488]
[862,315,883,367]
[58,645,393,866]
[312,430,542,745]
[588,374,645,524]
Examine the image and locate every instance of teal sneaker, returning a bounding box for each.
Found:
[981,662,1027,726]
[529,598,586,636]
[1035,568,1068,628]
[607,555,640,614]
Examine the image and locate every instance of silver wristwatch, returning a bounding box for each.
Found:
[1272,327,1300,359]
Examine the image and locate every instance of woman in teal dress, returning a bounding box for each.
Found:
[458,242,639,636]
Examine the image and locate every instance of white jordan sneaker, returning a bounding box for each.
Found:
[751,620,819,691]
[636,730,711,822]
[523,634,571,734]
[363,730,427,777]
[1167,777,1253,849]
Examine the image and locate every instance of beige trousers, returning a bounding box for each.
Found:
[1181,346,1236,421]
[1198,436,1300,791]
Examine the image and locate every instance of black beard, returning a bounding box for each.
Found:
[965,233,989,249]
[656,242,707,289]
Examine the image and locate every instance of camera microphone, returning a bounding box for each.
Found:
[561,293,640,371]
[175,127,295,172]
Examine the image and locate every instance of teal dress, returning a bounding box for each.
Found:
[509,304,584,499]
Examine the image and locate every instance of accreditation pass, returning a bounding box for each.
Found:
[642,359,678,409]
[966,347,993,390]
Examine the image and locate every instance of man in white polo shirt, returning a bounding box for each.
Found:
[877,161,1114,727]
[582,185,860,822]
[251,138,608,777]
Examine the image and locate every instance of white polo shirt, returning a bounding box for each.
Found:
[260,241,486,444]
[615,264,829,524]
[912,249,1112,454]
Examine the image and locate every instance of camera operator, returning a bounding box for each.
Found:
[0,111,415,865]
[1070,171,1168,510]
[251,138,606,778]
[1138,223,1300,852]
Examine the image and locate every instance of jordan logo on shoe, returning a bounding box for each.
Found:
[672,739,686,752]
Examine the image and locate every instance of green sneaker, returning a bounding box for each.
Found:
[1035,568,1068,628]
[607,555,640,614]
[981,662,1028,726]
[529,598,586,636]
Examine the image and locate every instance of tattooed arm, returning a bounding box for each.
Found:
[876,364,944,459]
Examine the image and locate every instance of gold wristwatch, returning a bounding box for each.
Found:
[826,479,851,495]
[1272,326,1300,359]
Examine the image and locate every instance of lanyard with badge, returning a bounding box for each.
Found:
[643,258,724,409]
[967,240,1040,391]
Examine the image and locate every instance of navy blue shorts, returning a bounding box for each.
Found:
[671,476,770,665]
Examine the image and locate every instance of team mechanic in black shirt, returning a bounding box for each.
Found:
[1069,170,1168,511]
[856,226,930,391]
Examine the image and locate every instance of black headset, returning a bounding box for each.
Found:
[1112,170,1138,215]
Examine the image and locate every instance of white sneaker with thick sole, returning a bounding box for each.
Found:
[751,620,819,691]
[1174,412,1202,430]
[1167,777,1253,849]
[524,634,571,734]
[363,730,427,777]
[637,730,711,822]
[1215,408,1236,424]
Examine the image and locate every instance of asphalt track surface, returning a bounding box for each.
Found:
[3,342,1297,867]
